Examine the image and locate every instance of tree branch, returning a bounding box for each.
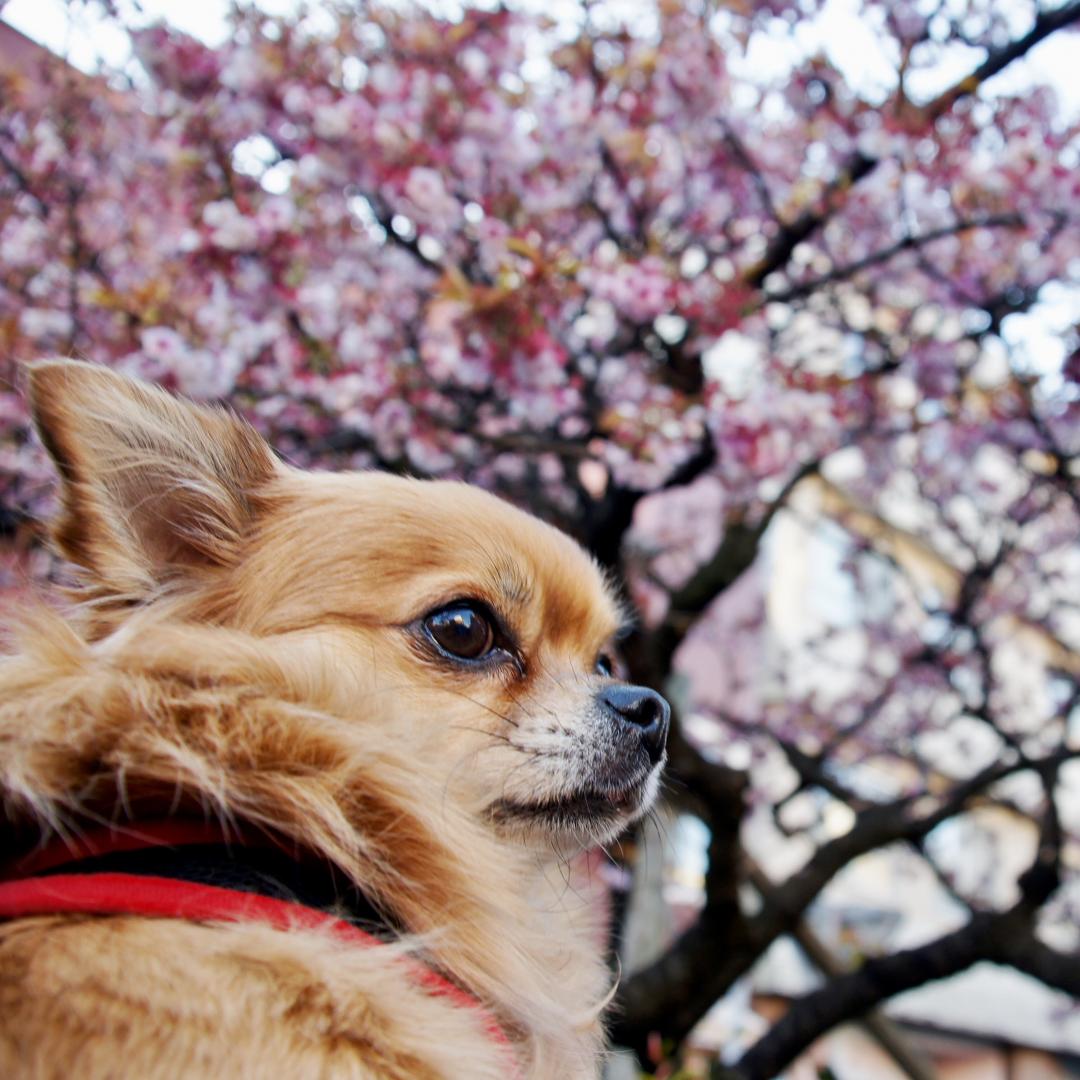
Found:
[722,785,1069,1080]
[744,858,938,1080]
[766,213,1025,303]
[368,195,445,272]
[743,1,1080,290]
[997,932,1080,999]
[665,457,821,621]
[923,0,1080,121]
[0,139,50,219]
[772,746,1075,924]
[612,746,1078,1057]
[720,905,1029,1080]
[610,718,750,1056]
[745,151,877,289]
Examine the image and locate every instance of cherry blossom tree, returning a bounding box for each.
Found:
[1,1,1079,1074]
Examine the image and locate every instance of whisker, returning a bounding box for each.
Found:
[446,724,519,747]
[439,686,521,728]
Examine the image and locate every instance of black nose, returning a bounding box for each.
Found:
[599,684,670,766]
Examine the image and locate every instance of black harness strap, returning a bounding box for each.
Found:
[35,843,394,935]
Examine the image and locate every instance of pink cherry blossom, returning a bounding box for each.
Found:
[2,3,1079,1065]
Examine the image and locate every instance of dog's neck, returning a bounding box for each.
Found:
[4,821,394,932]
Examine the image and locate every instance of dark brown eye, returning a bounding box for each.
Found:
[596,652,614,677]
[424,605,495,661]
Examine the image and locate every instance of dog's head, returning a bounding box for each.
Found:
[28,360,667,848]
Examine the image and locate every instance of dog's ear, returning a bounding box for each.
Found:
[27,359,279,595]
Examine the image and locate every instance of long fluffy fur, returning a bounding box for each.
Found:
[0,361,651,1078]
[0,607,608,1077]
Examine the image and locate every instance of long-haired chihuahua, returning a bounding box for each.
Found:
[0,360,668,1079]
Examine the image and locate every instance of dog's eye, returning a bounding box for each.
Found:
[596,652,615,677]
[424,605,495,661]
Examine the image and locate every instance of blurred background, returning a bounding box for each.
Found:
[1,1,1078,1076]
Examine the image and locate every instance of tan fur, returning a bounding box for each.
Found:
[0,361,661,1078]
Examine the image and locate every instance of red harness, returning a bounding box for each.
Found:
[0,822,520,1075]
